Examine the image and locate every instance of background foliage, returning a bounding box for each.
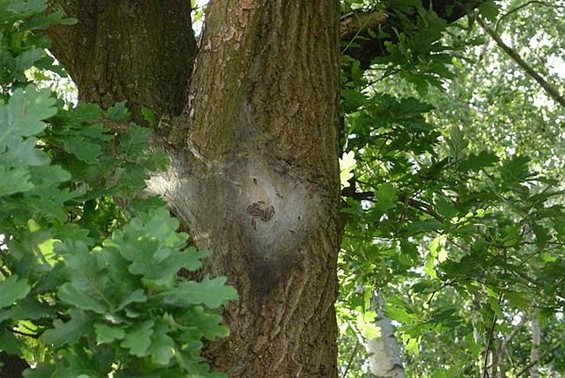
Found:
[338,0,564,377]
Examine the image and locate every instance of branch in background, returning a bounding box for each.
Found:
[482,293,504,378]
[491,313,528,377]
[477,16,565,108]
[341,10,388,39]
[342,189,445,222]
[366,292,406,378]
[342,190,374,201]
[516,342,561,377]
[340,338,360,378]
[399,194,445,222]
[340,9,389,68]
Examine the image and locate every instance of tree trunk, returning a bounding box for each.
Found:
[530,311,541,378]
[164,1,342,375]
[366,293,405,378]
[47,0,196,117]
[48,1,342,376]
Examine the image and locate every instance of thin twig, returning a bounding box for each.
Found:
[492,312,528,375]
[341,338,361,378]
[482,293,504,378]
[495,1,558,32]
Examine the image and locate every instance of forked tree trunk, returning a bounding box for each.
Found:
[48,1,342,376]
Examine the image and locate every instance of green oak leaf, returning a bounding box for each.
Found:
[0,275,30,308]
[161,277,237,309]
[42,309,92,347]
[94,322,126,343]
[120,320,154,357]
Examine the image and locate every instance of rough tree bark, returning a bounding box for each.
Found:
[46,0,196,117]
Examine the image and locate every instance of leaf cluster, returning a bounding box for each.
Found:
[0,2,236,377]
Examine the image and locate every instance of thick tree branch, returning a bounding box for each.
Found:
[477,16,565,108]
[367,292,406,378]
[46,0,197,118]
[341,0,486,68]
